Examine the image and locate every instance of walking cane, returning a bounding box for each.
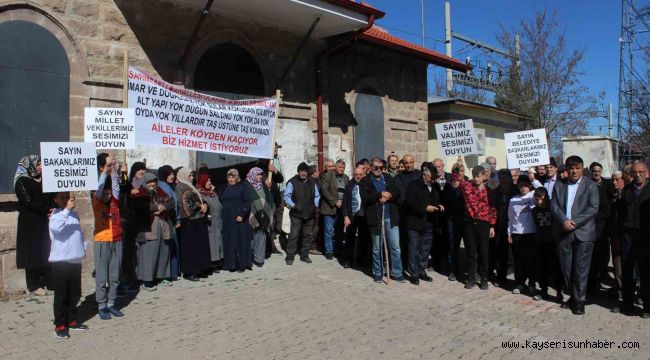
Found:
[381,204,391,285]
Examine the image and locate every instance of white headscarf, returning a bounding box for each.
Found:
[176,167,203,204]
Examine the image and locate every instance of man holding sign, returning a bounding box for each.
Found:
[40,142,99,193]
[91,154,125,320]
[504,128,550,170]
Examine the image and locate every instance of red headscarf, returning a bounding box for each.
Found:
[196,173,214,197]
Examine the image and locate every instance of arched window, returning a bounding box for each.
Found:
[354,88,384,161]
[0,20,70,193]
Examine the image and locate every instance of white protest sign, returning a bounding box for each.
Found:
[504,128,550,169]
[84,107,135,149]
[127,67,277,158]
[435,119,479,156]
[40,142,98,193]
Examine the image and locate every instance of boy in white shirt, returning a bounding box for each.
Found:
[507,177,538,297]
[49,192,88,339]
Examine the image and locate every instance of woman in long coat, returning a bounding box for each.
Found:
[220,169,253,272]
[175,168,211,281]
[123,162,148,284]
[196,174,224,268]
[157,165,180,280]
[246,167,275,267]
[135,173,173,289]
[14,155,54,294]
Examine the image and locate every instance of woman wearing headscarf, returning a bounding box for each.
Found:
[220,169,253,272]
[14,155,55,294]
[175,168,211,281]
[121,162,148,286]
[135,173,173,290]
[196,173,224,269]
[247,167,275,267]
[157,165,181,280]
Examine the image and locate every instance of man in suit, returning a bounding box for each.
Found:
[551,155,600,315]
[320,159,349,260]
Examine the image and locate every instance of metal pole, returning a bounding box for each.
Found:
[608,103,614,139]
[617,0,625,166]
[444,1,453,95]
[420,0,425,47]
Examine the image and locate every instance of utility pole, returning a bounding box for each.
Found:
[420,0,425,47]
[444,1,453,95]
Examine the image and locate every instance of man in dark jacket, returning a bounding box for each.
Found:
[395,154,421,267]
[362,157,405,283]
[320,159,349,259]
[587,162,612,295]
[283,162,320,265]
[443,166,466,281]
[614,162,650,318]
[430,159,452,273]
[342,165,369,268]
[492,169,518,287]
[405,166,443,285]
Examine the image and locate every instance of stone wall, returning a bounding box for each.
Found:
[0,0,431,290]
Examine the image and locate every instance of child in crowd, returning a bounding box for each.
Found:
[92,154,124,320]
[532,186,563,302]
[49,192,88,339]
[507,177,538,299]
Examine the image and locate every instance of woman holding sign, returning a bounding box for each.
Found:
[175,168,211,281]
[15,155,55,295]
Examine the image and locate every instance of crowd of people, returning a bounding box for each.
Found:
[12,149,650,339]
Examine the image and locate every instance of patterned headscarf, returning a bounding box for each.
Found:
[196,173,215,198]
[176,167,203,204]
[14,155,41,186]
[247,167,264,191]
[227,169,241,184]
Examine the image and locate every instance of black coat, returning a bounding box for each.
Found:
[15,177,54,269]
[441,182,465,222]
[618,180,650,234]
[405,178,441,231]
[361,173,400,228]
[342,179,366,218]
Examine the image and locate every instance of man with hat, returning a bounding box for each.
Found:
[283,162,320,265]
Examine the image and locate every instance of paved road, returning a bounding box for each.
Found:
[1,255,648,360]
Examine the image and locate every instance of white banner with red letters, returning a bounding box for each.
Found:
[127,67,276,158]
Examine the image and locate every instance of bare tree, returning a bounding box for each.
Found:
[494,10,597,153]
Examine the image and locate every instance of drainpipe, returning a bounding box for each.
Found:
[315,15,375,172]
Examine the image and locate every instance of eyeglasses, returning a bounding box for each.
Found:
[372,166,384,171]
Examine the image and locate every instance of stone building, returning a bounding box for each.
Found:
[0,0,469,289]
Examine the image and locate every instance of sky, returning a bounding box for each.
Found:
[367,0,625,136]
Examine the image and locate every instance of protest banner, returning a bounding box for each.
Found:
[504,128,550,169]
[40,142,99,193]
[84,107,135,149]
[435,119,479,156]
[127,67,277,158]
